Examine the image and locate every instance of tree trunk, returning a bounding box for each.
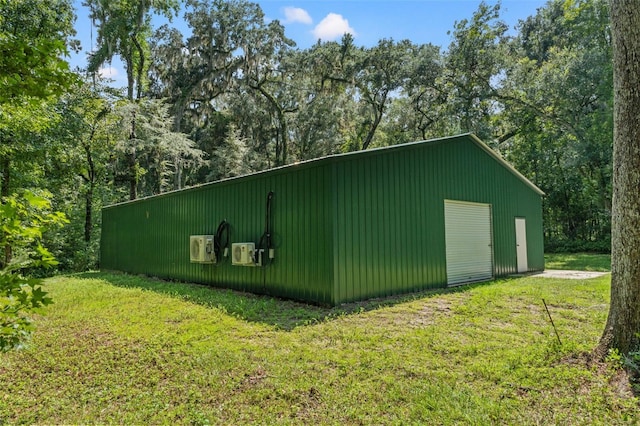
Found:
[362,91,388,150]
[84,184,94,243]
[125,49,135,101]
[175,154,182,190]
[132,33,145,101]
[252,83,292,166]
[128,153,137,200]
[1,154,11,267]
[361,106,383,150]
[1,155,9,199]
[598,0,640,356]
[83,136,97,242]
[129,110,138,200]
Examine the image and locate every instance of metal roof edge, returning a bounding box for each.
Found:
[466,133,545,196]
[103,135,469,209]
[103,133,543,209]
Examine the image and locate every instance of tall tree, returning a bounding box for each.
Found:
[35,80,120,271]
[0,1,75,347]
[0,0,76,267]
[598,0,640,356]
[0,0,77,104]
[86,0,178,101]
[0,0,77,198]
[111,99,205,197]
[149,0,295,170]
[441,1,507,140]
[353,39,416,150]
[150,0,266,131]
[498,0,612,248]
[85,0,178,199]
[46,80,115,243]
[243,19,297,165]
[276,35,358,159]
[210,124,254,180]
[381,43,444,144]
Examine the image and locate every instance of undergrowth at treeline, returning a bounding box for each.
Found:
[0,272,637,424]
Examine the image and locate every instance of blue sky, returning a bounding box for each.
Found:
[70,0,547,86]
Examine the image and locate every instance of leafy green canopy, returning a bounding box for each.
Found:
[0,0,77,104]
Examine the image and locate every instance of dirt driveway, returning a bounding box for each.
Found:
[535,270,609,279]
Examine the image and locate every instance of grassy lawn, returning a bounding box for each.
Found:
[545,253,611,272]
[1,272,637,424]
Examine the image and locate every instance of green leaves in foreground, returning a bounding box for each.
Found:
[0,189,66,351]
[0,271,53,351]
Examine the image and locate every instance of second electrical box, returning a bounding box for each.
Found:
[232,242,255,266]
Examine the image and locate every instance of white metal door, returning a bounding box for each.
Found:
[515,217,528,273]
[445,200,493,285]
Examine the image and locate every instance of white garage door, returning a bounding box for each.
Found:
[444,200,494,285]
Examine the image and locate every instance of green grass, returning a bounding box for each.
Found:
[1,271,637,424]
[545,252,612,272]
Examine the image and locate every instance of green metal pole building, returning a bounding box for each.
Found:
[101,134,544,306]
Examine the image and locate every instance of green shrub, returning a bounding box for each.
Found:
[0,190,66,351]
[545,238,611,254]
[624,343,640,394]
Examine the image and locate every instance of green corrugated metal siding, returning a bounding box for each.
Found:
[331,135,544,303]
[101,164,335,304]
[101,133,544,306]
[332,149,448,303]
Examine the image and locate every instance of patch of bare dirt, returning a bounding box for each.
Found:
[536,270,609,280]
[405,293,470,328]
[560,351,637,400]
[236,367,269,390]
[527,303,542,316]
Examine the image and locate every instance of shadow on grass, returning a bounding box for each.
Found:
[74,271,478,331]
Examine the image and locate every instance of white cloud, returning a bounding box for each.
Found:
[283,7,312,24]
[312,13,356,41]
[98,66,119,79]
